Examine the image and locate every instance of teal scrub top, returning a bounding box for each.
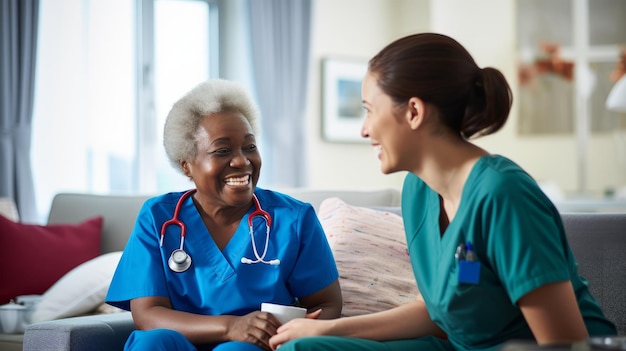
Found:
[402,155,616,351]
[105,188,339,316]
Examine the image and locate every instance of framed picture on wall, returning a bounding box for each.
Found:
[321,58,368,143]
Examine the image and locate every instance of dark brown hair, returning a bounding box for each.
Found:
[368,33,512,139]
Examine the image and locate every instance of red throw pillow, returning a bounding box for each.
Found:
[0,215,103,304]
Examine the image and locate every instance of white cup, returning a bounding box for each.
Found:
[261,303,307,325]
[16,295,42,325]
[0,301,27,334]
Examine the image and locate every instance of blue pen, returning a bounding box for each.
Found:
[465,241,475,261]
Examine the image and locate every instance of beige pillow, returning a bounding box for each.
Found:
[319,197,418,317]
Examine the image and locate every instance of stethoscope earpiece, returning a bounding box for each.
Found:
[161,190,279,273]
[268,259,280,266]
[241,257,280,265]
[168,249,192,272]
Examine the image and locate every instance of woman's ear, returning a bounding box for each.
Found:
[405,97,426,130]
[181,161,191,179]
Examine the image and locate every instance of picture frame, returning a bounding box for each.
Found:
[321,58,368,143]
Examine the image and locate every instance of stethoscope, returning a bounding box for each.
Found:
[160,189,280,273]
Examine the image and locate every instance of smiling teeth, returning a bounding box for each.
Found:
[225,175,249,185]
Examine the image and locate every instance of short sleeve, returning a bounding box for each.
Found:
[480,171,572,304]
[286,204,339,298]
[105,199,170,310]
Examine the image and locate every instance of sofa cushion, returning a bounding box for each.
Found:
[318,197,418,317]
[561,213,626,336]
[32,251,123,323]
[0,215,103,304]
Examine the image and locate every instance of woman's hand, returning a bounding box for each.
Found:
[131,297,283,350]
[269,297,444,350]
[226,311,282,351]
[230,310,324,350]
[269,312,332,350]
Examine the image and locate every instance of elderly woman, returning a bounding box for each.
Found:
[106,79,342,351]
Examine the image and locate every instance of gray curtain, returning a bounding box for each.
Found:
[0,0,39,222]
[246,0,312,188]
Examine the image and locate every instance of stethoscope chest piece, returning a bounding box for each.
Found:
[168,249,192,273]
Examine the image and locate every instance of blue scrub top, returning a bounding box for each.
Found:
[402,155,616,351]
[105,188,339,316]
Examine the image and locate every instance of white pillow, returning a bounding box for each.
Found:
[31,251,123,322]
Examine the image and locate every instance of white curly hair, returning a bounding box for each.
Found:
[163,79,260,174]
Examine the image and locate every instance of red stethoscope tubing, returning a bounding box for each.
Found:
[159,189,195,248]
[250,192,271,227]
[159,189,276,266]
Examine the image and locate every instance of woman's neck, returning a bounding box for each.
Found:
[414,138,487,221]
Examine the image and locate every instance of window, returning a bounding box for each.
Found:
[516,0,626,195]
[138,0,218,193]
[32,0,218,221]
[517,0,626,135]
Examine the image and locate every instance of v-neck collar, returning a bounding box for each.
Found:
[433,155,489,240]
[178,194,253,282]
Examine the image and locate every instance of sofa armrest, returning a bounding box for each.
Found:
[23,312,134,351]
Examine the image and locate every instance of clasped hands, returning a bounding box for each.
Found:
[233,309,326,351]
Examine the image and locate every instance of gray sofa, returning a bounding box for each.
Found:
[4,188,401,351]
[6,189,625,351]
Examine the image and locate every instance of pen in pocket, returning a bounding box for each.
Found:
[455,243,466,261]
[465,241,474,261]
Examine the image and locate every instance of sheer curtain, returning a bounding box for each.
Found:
[246,0,312,188]
[0,0,39,222]
[30,0,216,222]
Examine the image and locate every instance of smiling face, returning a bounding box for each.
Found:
[182,110,261,208]
[361,72,414,174]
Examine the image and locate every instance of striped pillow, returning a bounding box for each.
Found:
[318,197,419,317]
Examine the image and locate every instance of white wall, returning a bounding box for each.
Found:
[305,0,430,191]
[305,0,624,197]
